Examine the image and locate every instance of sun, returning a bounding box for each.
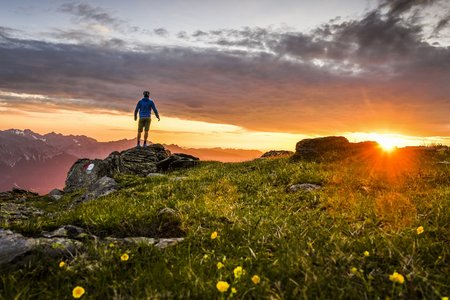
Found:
[372,134,401,152]
[375,136,397,151]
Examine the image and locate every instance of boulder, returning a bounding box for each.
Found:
[156,153,199,171]
[261,150,294,158]
[293,136,350,161]
[48,189,64,200]
[0,229,32,265]
[64,144,199,192]
[80,176,117,202]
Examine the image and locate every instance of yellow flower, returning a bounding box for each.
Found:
[120,253,129,261]
[216,281,230,293]
[389,272,405,284]
[416,226,424,235]
[231,287,237,294]
[364,251,370,257]
[59,261,66,268]
[217,262,225,269]
[251,275,261,285]
[233,266,245,278]
[108,243,115,248]
[211,231,218,240]
[442,297,448,300]
[350,267,358,274]
[72,286,85,298]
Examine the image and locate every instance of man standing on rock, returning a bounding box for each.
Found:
[134,90,160,147]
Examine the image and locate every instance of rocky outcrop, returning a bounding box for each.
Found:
[79,176,118,202]
[0,226,184,267]
[0,188,39,202]
[65,144,199,192]
[292,137,378,161]
[261,150,294,158]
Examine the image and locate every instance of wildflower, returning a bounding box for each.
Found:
[59,261,66,268]
[350,267,358,274]
[231,287,237,294]
[203,254,209,260]
[211,231,218,240]
[364,251,370,257]
[72,286,85,298]
[442,297,448,300]
[251,275,261,285]
[416,226,424,235]
[216,281,230,293]
[234,266,245,278]
[217,262,225,270]
[389,272,405,284]
[108,243,115,248]
[120,253,129,261]
[222,256,227,262]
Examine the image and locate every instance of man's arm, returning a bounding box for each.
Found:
[151,101,160,121]
[134,102,140,121]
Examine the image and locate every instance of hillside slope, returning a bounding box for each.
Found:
[1,150,449,299]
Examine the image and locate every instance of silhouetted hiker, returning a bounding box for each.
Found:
[134,90,160,147]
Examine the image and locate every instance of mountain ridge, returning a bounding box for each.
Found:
[0,128,263,193]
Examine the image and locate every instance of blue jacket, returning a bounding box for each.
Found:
[134,97,159,119]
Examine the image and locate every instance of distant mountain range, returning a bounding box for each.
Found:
[0,129,262,194]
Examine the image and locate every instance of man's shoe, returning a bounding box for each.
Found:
[136,143,141,148]
[143,143,147,147]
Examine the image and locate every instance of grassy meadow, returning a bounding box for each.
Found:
[1,147,449,299]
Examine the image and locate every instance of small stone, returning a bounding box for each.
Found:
[287,183,321,193]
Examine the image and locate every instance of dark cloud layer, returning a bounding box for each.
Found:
[1,2,450,137]
[59,3,123,28]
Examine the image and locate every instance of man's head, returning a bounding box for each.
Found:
[143,91,150,97]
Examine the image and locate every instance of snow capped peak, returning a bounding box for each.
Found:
[14,129,24,136]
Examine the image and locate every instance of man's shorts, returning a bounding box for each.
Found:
[138,117,151,132]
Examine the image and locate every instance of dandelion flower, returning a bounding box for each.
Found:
[120,253,129,261]
[217,262,225,270]
[72,286,85,298]
[231,287,237,294]
[417,226,424,235]
[234,266,245,278]
[59,261,66,268]
[216,281,229,293]
[350,267,358,274]
[442,297,448,300]
[363,251,370,257]
[211,231,218,240]
[251,275,261,285]
[389,272,405,284]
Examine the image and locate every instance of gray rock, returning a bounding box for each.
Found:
[104,236,183,249]
[42,225,86,239]
[156,153,199,171]
[261,150,294,158]
[0,188,39,203]
[48,189,64,200]
[0,229,32,265]
[288,183,321,193]
[0,202,44,222]
[65,158,113,192]
[292,136,379,161]
[80,176,118,202]
[147,173,166,177]
[64,144,199,192]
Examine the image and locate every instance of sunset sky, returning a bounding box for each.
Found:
[0,0,449,150]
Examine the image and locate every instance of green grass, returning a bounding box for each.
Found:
[1,151,449,299]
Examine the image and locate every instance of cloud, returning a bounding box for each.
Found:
[378,0,438,17]
[59,3,123,28]
[1,2,449,137]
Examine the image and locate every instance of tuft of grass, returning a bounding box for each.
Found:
[1,152,449,299]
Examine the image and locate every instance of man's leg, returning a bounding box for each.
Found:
[137,132,141,146]
[143,130,149,146]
